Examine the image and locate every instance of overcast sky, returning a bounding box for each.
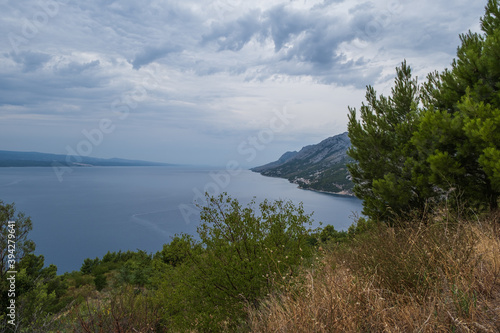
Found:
[0,0,486,166]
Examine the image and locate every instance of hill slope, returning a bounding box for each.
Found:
[0,150,172,167]
[252,132,354,195]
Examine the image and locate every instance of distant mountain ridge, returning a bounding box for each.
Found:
[252,132,354,195]
[0,150,172,167]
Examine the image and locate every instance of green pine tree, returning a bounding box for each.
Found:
[347,61,427,223]
[415,0,500,211]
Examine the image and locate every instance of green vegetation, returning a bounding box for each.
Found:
[1,1,500,331]
[0,201,70,332]
[348,0,500,222]
[253,133,354,195]
[293,159,354,194]
[348,60,423,222]
[0,194,320,332]
[248,213,500,332]
[154,194,317,331]
[3,195,498,332]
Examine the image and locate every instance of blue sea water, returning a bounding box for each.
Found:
[0,166,363,273]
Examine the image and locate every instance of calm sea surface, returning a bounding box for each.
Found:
[0,166,363,273]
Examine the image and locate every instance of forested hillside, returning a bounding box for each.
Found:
[252,132,354,195]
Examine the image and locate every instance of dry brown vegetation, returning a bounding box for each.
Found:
[67,286,163,333]
[247,212,500,332]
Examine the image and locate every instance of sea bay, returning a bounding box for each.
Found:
[0,166,363,273]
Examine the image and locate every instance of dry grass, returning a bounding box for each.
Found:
[247,213,500,332]
[65,287,164,333]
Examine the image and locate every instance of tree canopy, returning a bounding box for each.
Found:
[347,61,427,222]
[348,0,500,221]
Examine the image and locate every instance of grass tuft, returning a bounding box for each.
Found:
[247,212,500,332]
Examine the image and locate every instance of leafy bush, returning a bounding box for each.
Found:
[93,273,107,292]
[157,234,197,267]
[159,193,317,331]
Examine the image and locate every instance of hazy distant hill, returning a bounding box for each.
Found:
[0,150,172,167]
[252,132,354,195]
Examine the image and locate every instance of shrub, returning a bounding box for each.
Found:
[247,213,500,332]
[161,193,317,331]
[70,287,164,332]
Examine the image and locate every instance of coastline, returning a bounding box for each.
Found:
[252,170,355,198]
[297,185,355,197]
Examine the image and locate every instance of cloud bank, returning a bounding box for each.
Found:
[0,0,486,165]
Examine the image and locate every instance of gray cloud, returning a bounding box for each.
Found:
[265,5,315,52]
[56,60,101,76]
[195,0,484,89]
[202,10,263,51]
[0,0,488,165]
[131,44,182,69]
[8,51,52,72]
[200,3,367,85]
